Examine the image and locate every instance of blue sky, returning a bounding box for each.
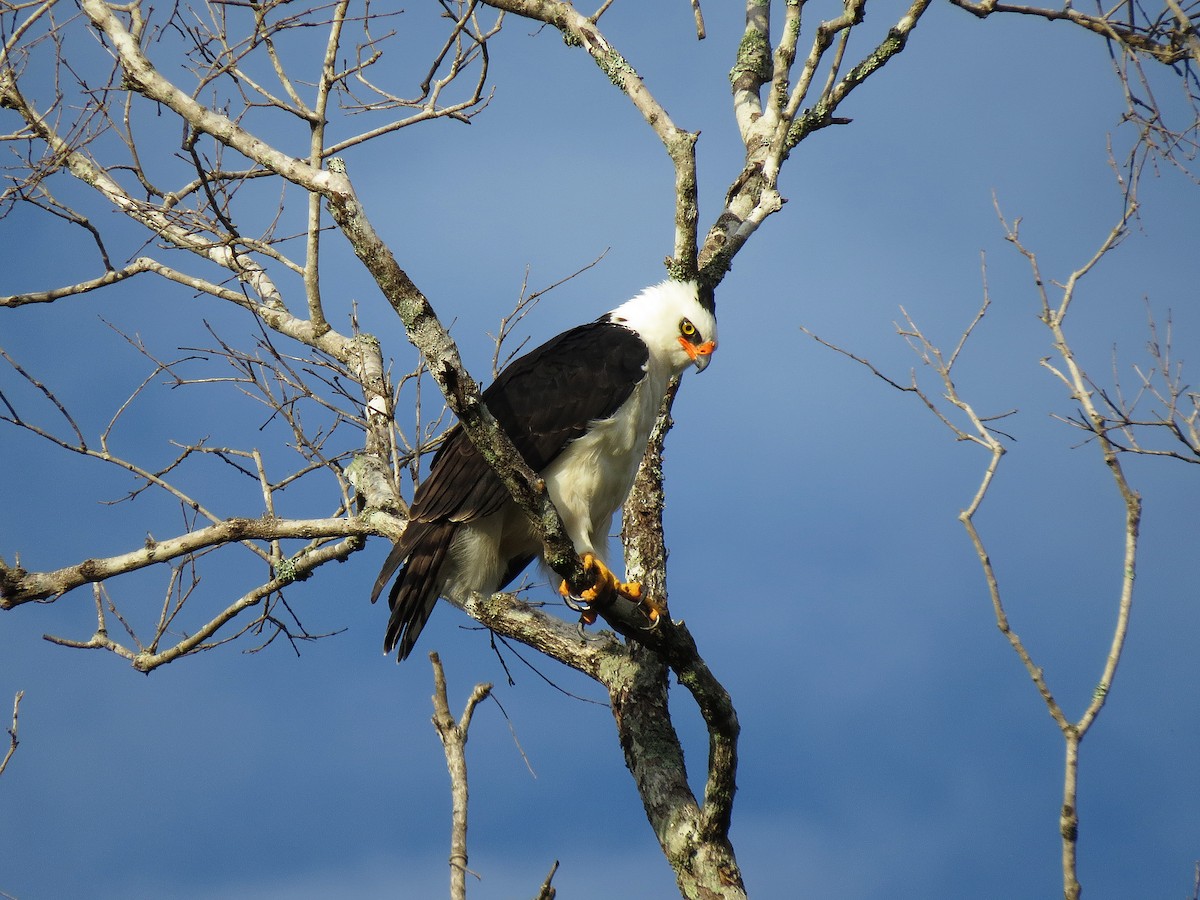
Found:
[2,3,1199,898]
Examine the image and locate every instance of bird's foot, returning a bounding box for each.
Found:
[559,553,661,626]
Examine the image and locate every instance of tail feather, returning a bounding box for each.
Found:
[370,541,408,607]
[380,522,456,661]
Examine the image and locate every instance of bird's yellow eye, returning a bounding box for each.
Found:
[680,319,696,337]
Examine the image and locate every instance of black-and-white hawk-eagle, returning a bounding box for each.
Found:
[371,279,717,661]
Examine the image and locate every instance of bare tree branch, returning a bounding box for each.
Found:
[949,0,1200,66]
[806,168,1149,898]
[532,860,559,900]
[1075,303,1200,462]
[429,652,492,900]
[702,0,933,282]
[0,691,23,779]
[0,516,374,608]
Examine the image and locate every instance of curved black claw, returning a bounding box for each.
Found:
[639,611,664,632]
[562,593,592,615]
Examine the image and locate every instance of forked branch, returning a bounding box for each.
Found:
[429,652,493,900]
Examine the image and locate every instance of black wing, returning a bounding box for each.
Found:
[371,319,649,659]
[412,320,650,523]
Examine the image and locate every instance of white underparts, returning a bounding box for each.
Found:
[441,358,670,600]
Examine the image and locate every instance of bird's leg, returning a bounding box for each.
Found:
[559,552,662,626]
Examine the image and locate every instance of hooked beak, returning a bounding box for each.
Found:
[680,337,717,372]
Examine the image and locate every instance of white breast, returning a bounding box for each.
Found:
[540,362,668,560]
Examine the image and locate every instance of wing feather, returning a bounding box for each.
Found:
[409,320,648,526]
[382,521,456,660]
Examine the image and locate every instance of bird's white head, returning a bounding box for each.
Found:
[605,280,718,374]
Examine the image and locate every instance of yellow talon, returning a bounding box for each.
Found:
[559,553,659,624]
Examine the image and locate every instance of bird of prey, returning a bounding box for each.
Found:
[371,279,717,661]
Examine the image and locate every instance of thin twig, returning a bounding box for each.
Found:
[0,691,24,778]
